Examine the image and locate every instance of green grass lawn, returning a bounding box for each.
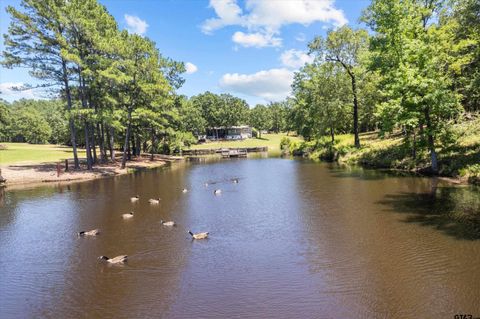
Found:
[187,133,302,153]
[0,143,86,165]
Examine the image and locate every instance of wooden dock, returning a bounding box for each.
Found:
[221,148,247,158]
[181,147,268,157]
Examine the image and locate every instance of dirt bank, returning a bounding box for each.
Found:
[0,155,182,189]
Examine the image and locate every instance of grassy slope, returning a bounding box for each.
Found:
[187,133,302,153]
[0,143,86,165]
[293,117,480,184]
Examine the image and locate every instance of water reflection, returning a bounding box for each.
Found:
[378,181,480,240]
[0,159,479,318]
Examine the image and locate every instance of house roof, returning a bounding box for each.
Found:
[208,125,251,129]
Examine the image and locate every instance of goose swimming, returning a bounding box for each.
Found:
[98,255,128,264]
[78,229,100,236]
[160,220,176,227]
[188,230,209,240]
[122,212,134,219]
[148,198,161,204]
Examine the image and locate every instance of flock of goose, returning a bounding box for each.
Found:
[78,179,239,264]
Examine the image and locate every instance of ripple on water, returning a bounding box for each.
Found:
[0,159,479,318]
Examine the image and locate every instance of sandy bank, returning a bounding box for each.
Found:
[0,155,182,189]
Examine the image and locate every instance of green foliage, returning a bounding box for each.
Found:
[268,101,290,133]
[363,0,463,171]
[292,62,352,141]
[249,104,272,136]
[2,0,186,166]
[0,100,10,141]
[0,99,70,144]
[280,136,291,151]
[9,107,52,144]
[449,0,480,111]
[308,25,370,147]
[176,96,206,135]
[191,92,249,129]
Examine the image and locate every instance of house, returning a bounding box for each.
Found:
[206,125,252,140]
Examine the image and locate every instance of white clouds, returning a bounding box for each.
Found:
[124,14,148,35]
[201,0,347,48]
[244,0,348,30]
[0,82,46,101]
[217,48,314,102]
[185,62,198,74]
[232,31,281,48]
[280,49,314,69]
[219,68,294,101]
[202,0,243,34]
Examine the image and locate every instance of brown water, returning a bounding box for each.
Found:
[1,158,480,319]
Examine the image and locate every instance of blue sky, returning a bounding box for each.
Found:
[0,0,370,106]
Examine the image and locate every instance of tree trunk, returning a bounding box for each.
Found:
[107,126,115,161]
[135,134,141,156]
[350,72,360,148]
[412,130,417,160]
[424,107,438,173]
[87,95,97,165]
[150,127,155,161]
[121,110,132,169]
[130,134,136,158]
[91,125,97,164]
[78,63,93,170]
[83,121,92,170]
[78,73,93,170]
[330,126,335,144]
[62,60,80,169]
[97,123,107,163]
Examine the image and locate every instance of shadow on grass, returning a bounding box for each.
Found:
[7,163,121,177]
[377,185,480,240]
[439,142,480,175]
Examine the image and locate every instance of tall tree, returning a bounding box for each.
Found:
[2,0,81,168]
[292,62,351,143]
[249,104,272,138]
[104,31,171,169]
[308,26,369,147]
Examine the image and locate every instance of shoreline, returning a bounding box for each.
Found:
[0,155,182,190]
[1,152,474,191]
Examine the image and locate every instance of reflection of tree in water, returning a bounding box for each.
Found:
[0,187,5,207]
[378,180,480,240]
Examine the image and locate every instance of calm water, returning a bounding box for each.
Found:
[1,158,479,318]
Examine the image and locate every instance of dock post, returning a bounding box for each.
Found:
[65,159,69,172]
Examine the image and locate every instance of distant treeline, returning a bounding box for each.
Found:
[0,94,291,146]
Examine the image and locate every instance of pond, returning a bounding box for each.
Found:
[0,158,479,318]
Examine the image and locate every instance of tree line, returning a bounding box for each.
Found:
[290,0,479,173]
[3,0,478,175]
[0,92,291,146]
[2,0,185,170]
[0,0,292,168]
[0,99,68,144]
